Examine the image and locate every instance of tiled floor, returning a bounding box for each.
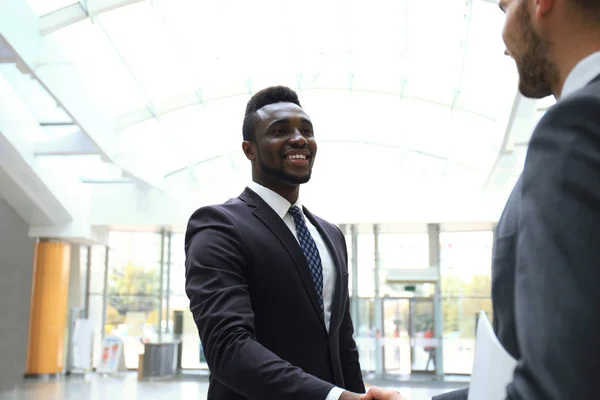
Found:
[0,373,467,400]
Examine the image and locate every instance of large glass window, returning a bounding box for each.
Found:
[89,226,495,377]
[379,233,430,270]
[355,298,376,373]
[440,231,493,375]
[105,231,162,369]
[168,233,207,369]
[357,233,375,297]
[380,232,430,297]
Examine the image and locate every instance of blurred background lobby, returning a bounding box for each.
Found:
[0,0,555,398]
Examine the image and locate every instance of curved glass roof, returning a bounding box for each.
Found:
[24,0,521,192]
[25,0,77,16]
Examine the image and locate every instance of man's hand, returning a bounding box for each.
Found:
[339,391,362,400]
[359,386,407,400]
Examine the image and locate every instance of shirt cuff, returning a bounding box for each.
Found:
[326,386,346,400]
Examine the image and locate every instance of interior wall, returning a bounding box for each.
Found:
[0,199,34,392]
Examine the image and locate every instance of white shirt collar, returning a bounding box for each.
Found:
[561,51,600,99]
[247,181,303,219]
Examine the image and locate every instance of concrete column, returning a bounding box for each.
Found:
[428,223,444,379]
[158,229,166,337]
[165,231,172,333]
[64,245,84,373]
[100,246,109,346]
[84,246,91,318]
[350,224,359,327]
[373,224,384,377]
[66,245,85,311]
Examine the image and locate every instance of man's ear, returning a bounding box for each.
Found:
[242,141,256,161]
[536,0,555,17]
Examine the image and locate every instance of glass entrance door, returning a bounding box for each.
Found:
[409,298,436,374]
[382,292,438,377]
[382,298,411,377]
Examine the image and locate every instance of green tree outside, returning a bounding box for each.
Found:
[105,263,159,333]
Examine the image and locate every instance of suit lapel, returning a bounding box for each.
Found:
[304,207,345,333]
[240,189,327,332]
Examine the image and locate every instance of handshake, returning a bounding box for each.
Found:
[343,387,407,400]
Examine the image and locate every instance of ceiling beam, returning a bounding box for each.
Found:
[0,75,72,225]
[0,36,17,64]
[451,0,474,110]
[0,0,162,190]
[39,0,145,35]
[34,129,98,155]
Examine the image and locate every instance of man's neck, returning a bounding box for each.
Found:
[252,179,300,204]
[551,33,600,98]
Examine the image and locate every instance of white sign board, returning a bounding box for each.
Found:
[71,319,94,371]
[96,335,127,373]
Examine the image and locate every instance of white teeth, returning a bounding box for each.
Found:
[287,154,307,160]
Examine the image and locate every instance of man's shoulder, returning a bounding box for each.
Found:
[310,212,333,226]
[306,209,344,238]
[184,197,250,246]
[534,81,600,138]
[305,208,335,228]
[579,74,600,98]
[558,75,600,111]
[186,196,248,226]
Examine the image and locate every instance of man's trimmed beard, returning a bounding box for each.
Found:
[257,150,312,185]
[515,1,558,99]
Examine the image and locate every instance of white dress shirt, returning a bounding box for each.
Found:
[561,51,600,99]
[247,182,345,400]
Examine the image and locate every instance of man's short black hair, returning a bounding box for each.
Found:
[242,86,302,142]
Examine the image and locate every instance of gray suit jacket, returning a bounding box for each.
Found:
[434,75,600,400]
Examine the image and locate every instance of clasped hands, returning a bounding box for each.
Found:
[342,387,407,400]
[360,387,406,400]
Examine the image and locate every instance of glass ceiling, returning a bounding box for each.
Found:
[25,0,77,16]
[19,0,524,188]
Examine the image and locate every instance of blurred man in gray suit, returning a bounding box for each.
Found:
[363,0,600,399]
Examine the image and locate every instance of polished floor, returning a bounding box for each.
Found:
[0,373,466,400]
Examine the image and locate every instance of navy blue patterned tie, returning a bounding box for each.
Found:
[288,206,324,314]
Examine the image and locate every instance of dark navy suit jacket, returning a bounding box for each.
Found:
[185,188,364,400]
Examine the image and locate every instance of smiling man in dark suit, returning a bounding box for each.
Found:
[185,86,365,400]
[363,0,600,399]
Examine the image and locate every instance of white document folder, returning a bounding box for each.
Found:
[468,311,518,400]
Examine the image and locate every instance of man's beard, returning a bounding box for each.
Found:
[515,2,558,99]
[257,152,312,185]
